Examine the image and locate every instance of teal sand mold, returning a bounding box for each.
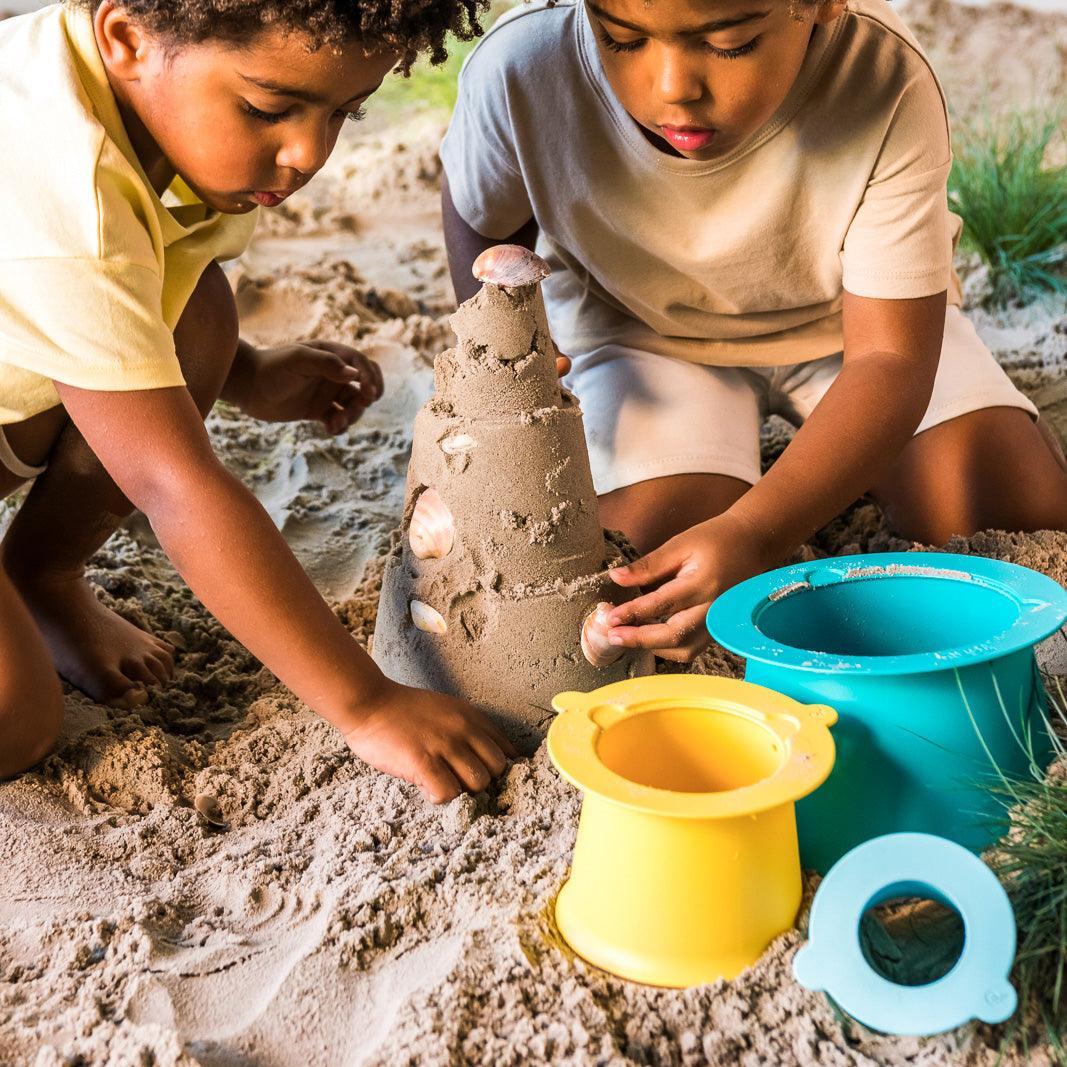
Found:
[707,552,1067,873]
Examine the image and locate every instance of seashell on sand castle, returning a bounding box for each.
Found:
[372,245,652,748]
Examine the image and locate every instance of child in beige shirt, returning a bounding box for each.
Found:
[442,0,1067,660]
[0,0,514,802]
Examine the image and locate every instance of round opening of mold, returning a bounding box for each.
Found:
[756,573,1020,658]
[858,882,965,987]
[596,705,784,793]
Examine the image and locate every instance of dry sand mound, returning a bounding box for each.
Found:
[2,3,1066,1063]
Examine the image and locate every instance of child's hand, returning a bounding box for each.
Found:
[342,681,517,803]
[604,513,770,663]
[239,340,384,432]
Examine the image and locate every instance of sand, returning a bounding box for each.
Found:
[1,1,1066,1063]
[372,258,648,746]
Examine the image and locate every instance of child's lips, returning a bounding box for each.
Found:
[659,125,717,152]
[250,190,294,207]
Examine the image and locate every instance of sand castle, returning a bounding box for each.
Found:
[372,245,651,745]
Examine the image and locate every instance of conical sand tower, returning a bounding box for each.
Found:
[372,246,651,747]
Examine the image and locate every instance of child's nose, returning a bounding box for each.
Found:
[275,122,331,177]
[657,48,705,105]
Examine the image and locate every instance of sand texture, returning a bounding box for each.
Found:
[372,263,650,747]
[1,1,1066,1063]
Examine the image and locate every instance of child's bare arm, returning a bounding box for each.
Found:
[53,380,515,800]
[607,290,947,659]
[730,289,948,557]
[442,174,538,303]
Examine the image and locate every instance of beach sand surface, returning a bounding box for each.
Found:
[1,2,1066,1063]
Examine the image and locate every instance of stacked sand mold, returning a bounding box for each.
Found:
[373,246,651,746]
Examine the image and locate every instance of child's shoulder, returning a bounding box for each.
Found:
[0,7,112,262]
[460,0,581,79]
[840,0,944,90]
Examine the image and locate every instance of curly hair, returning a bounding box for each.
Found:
[72,0,489,72]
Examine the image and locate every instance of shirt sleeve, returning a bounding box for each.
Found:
[0,256,184,393]
[439,26,536,240]
[840,62,956,300]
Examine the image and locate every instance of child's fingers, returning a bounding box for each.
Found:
[468,734,510,778]
[609,542,684,589]
[650,629,713,663]
[418,757,464,805]
[306,342,383,400]
[337,384,370,424]
[606,602,710,652]
[607,578,691,628]
[476,716,518,759]
[443,743,492,794]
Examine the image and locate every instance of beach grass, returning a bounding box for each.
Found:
[985,660,1067,1058]
[949,111,1067,305]
[374,2,515,115]
[373,36,480,114]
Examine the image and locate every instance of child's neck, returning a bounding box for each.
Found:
[95,29,176,197]
[113,90,176,196]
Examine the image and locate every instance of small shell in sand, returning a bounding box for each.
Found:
[411,600,448,635]
[409,488,455,560]
[581,603,624,668]
[472,245,551,288]
[440,432,477,456]
[193,793,228,829]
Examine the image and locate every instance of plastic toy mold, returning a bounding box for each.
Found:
[793,832,1017,1036]
[707,552,1067,872]
[549,675,837,987]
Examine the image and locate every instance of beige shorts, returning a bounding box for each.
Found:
[563,306,1039,494]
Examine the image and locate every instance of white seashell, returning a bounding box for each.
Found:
[409,488,455,560]
[193,792,228,829]
[440,432,477,456]
[581,602,624,668]
[411,600,448,635]
[473,245,551,288]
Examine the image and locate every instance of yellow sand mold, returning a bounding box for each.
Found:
[549,675,837,987]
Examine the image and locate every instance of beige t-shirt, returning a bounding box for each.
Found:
[441,0,962,367]
[0,4,258,425]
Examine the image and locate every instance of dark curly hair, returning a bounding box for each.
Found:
[72,0,489,72]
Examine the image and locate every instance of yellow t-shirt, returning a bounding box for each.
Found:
[441,0,963,367]
[0,3,258,425]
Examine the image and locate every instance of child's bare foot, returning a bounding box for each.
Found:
[5,570,175,708]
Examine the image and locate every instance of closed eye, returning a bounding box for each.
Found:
[706,35,761,58]
[241,100,290,124]
[597,26,645,52]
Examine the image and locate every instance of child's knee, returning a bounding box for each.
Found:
[174,261,240,416]
[0,675,63,778]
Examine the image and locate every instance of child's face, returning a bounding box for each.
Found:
[97,6,398,213]
[588,0,845,160]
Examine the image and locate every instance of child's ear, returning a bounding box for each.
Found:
[812,0,848,25]
[93,0,154,82]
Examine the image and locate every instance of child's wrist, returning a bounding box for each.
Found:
[330,674,404,739]
[717,504,792,569]
[220,339,258,409]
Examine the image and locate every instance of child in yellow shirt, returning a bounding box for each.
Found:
[442,0,1067,661]
[0,0,514,802]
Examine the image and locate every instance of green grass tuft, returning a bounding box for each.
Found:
[374,1,515,116]
[985,657,1067,1058]
[949,111,1067,305]
[373,33,482,115]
